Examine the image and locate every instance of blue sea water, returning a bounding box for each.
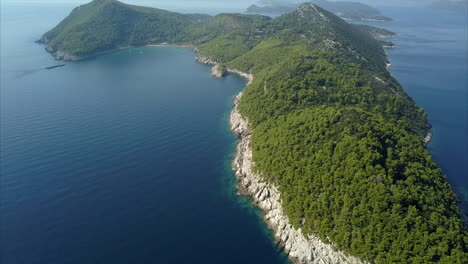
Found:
[0,3,467,264]
[0,3,289,264]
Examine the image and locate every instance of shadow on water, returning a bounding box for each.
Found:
[10,64,66,79]
[12,68,43,78]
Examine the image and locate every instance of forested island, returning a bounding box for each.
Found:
[39,0,468,263]
[245,0,393,21]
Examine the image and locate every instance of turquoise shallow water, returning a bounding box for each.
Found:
[1,3,467,264]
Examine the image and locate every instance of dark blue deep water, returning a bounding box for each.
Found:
[0,3,289,264]
[1,3,467,264]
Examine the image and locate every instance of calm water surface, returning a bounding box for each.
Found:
[1,3,289,264]
[1,3,467,264]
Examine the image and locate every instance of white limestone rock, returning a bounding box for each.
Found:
[230,93,367,264]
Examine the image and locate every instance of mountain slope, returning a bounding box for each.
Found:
[190,14,271,62]
[270,4,388,69]
[355,25,397,38]
[39,0,207,59]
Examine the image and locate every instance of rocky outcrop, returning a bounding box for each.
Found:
[194,49,218,66]
[211,65,227,79]
[50,50,81,61]
[36,38,82,61]
[424,129,433,145]
[227,68,253,85]
[230,93,366,264]
[194,49,253,84]
[36,36,50,44]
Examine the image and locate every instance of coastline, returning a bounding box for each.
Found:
[146,43,195,48]
[194,51,253,85]
[194,51,365,264]
[38,42,196,61]
[424,129,433,145]
[229,92,366,264]
[383,46,434,145]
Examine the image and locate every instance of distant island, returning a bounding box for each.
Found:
[39,0,468,263]
[431,0,468,12]
[246,0,393,21]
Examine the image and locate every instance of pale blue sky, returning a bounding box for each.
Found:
[0,0,438,6]
[0,0,447,13]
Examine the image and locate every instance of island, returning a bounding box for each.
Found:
[431,0,468,12]
[246,0,393,21]
[39,0,468,263]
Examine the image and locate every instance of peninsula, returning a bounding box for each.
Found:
[39,0,468,263]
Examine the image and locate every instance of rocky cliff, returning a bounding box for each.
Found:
[36,38,81,61]
[230,93,366,264]
[195,51,253,84]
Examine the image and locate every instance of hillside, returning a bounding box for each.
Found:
[355,24,397,38]
[246,0,393,21]
[40,1,468,263]
[38,0,208,59]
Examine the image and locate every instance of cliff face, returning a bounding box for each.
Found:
[194,51,218,66]
[230,93,366,264]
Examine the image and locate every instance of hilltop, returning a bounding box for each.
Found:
[40,1,468,263]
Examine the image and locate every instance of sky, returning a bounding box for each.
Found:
[0,0,257,12]
[0,0,457,13]
[0,0,441,5]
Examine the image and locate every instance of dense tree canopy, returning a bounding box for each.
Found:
[251,107,467,263]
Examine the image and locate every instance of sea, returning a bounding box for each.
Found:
[1,2,466,264]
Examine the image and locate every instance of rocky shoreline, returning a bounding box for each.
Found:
[194,50,366,264]
[230,92,366,264]
[194,51,253,85]
[424,129,433,145]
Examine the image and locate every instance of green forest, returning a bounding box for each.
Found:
[41,1,468,263]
